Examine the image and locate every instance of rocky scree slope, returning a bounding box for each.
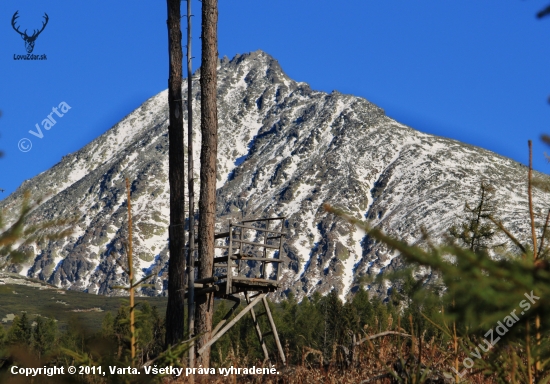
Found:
[1,50,549,301]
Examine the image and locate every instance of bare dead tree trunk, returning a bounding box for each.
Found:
[186,0,196,375]
[165,0,186,348]
[126,178,136,363]
[195,0,218,367]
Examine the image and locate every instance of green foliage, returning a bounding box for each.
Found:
[208,287,439,367]
[0,324,5,343]
[282,292,324,353]
[134,302,164,361]
[7,312,31,345]
[0,192,75,267]
[0,325,6,375]
[449,182,503,253]
[318,290,349,356]
[325,198,550,382]
[101,311,115,337]
[97,302,165,364]
[0,282,453,380]
[32,316,57,359]
[0,283,168,334]
[352,288,374,328]
[387,269,446,341]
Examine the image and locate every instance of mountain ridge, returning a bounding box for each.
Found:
[1,50,548,302]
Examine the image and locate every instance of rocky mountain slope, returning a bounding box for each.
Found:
[1,50,548,301]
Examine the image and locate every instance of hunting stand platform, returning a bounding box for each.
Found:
[190,217,287,364]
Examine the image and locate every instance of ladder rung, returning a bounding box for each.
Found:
[241,216,285,223]
[229,239,280,249]
[230,255,283,263]
[231,223,286,235]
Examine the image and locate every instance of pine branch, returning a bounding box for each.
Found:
[487,215,527,255]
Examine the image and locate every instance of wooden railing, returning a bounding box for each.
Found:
[213,217,286,295]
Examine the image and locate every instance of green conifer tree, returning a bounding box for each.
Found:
[449,182,502,253]
[0,324,6,371]
[0,324,6,349]
[101,312,114,338]
[7,313,31,345]
[352,289,374,331]
[32,316,57,359]
[319,290,344,359]
[295,295,323,351]
[135,302,164,363]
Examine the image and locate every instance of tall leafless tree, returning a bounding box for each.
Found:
[186,0,197,373]
[165,0,186,348]
[195,0,218,367]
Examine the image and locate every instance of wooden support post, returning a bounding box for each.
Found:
[261,220,270,279]
[246,292,270,363]
[262,296,286,365]
[211,295,240,337]
[238,224,244,274]
[197,293,265,355]
[227,222,232,295]
[276,217,285,282]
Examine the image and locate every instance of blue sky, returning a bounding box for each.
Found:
[1,0,549,198]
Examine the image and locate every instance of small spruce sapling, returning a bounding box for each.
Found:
[448,182,504,254]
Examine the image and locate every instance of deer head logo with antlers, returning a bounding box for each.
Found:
[11,11,49,54]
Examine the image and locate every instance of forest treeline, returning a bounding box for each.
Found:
[0,279,446,381]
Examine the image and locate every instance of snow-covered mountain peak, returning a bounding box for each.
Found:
[2,50,548,302]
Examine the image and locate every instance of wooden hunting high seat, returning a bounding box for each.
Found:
[194,217,287,364]
[212,216,285,297]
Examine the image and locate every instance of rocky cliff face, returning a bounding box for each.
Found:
[1,50,548,301]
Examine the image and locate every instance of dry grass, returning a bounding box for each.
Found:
[161,335,503,384]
